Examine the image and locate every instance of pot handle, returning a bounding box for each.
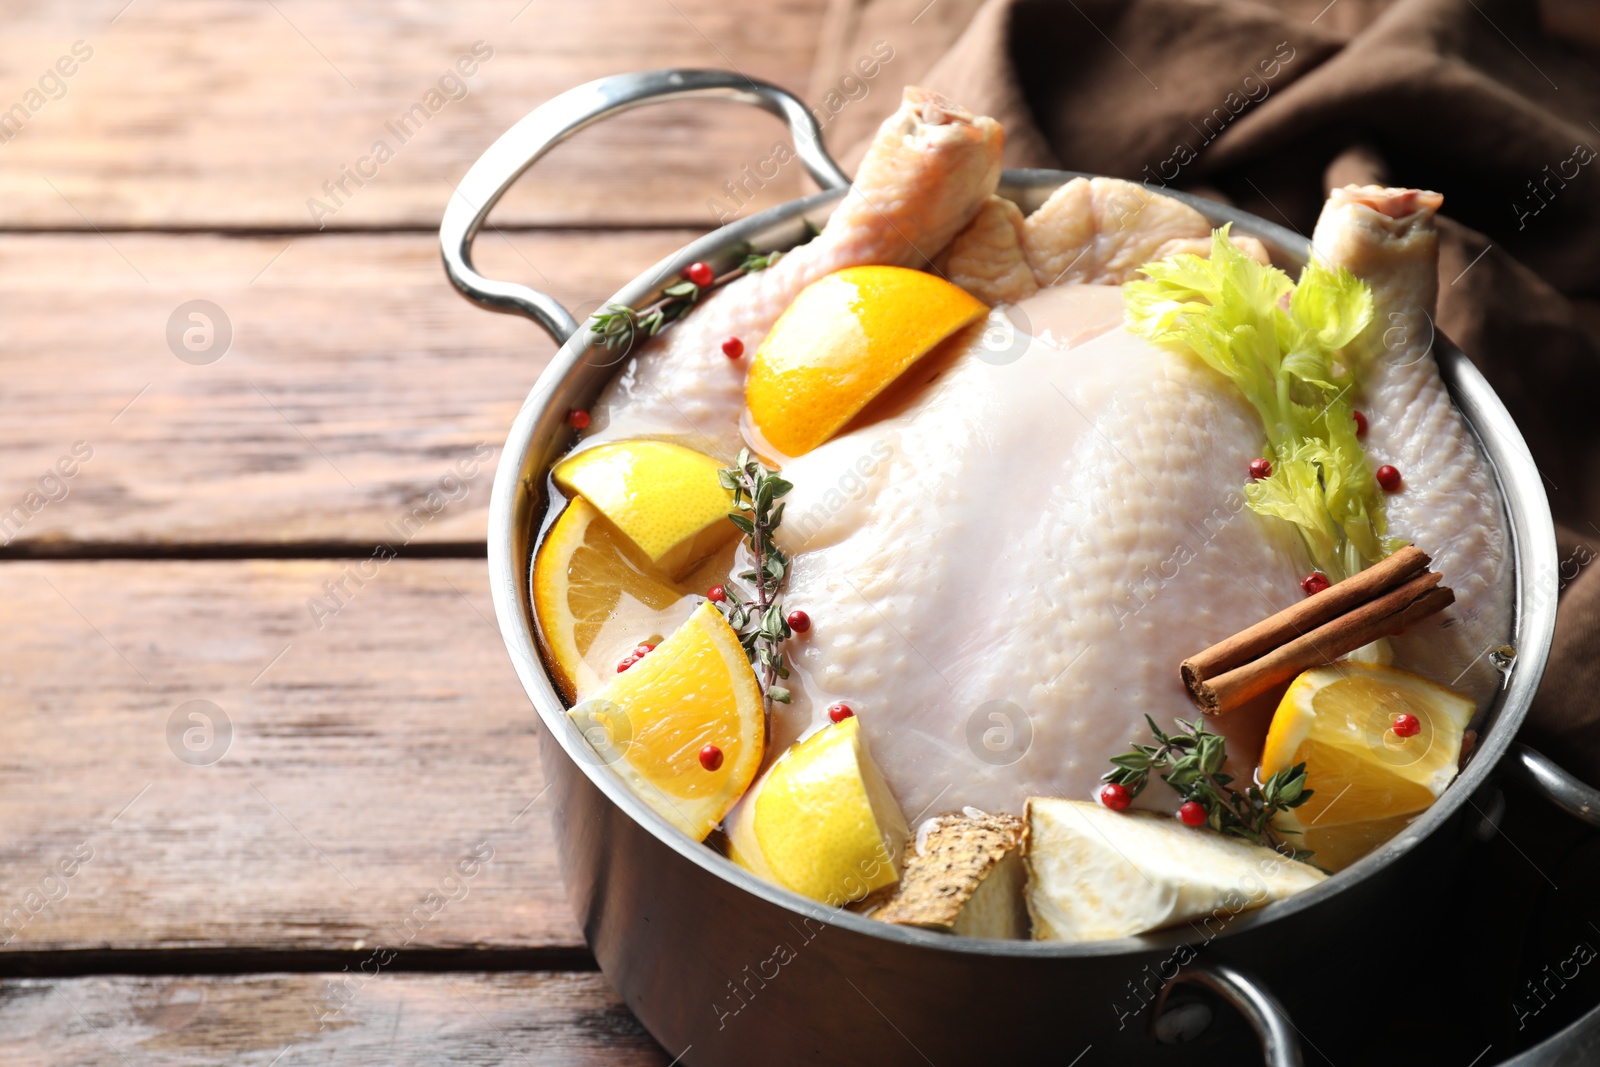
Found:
[1506,743,1600,829]
[440,69,851,346]
[1154,961,1303,1067]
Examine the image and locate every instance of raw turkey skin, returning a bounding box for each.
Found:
[772,286,1312,817]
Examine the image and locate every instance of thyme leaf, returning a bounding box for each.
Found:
[740,249,784,273]
[587,246,784,353]
[716,449,794,709]
[1103,715,1317,862]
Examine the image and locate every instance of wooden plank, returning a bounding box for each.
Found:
[0,972,668,1066]
[0,0,830,229]
[0,560,585,953]
[0,230,696,550]
[808,0,979,161]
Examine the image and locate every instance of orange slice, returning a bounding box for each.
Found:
[1260,663,1474,870]
[570,601,766,840]
[725,716,908,904]
[745,266,987,457]
[552,440,736,579]
[532,497,729,702]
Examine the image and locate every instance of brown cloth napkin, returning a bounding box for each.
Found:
[812,0,1600,783]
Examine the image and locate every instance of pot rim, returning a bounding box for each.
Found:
[485,169,1560,959]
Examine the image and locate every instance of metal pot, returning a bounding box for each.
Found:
[442,70,1600,1066]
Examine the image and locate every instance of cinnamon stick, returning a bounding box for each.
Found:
[1182,552,1454,715]
[1181,545,1431,690]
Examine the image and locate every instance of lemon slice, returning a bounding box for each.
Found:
[725,716,909,905]
[553,440,736,579]
[1261,663,1474,870]
[745,266,987,457]
[532,497,730,702]
[569,601,766,841]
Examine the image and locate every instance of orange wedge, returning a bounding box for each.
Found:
[552,440,736,580]
[570,601,766,840]
[1260,663,1474,870]
[532,497,730,702]
[725,716,909,904]
[745,266,987,457]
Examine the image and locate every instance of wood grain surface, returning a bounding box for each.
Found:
[0,0,844,1058]
[0,973,669,1065]
[0,559,583,954]
[0,230,694,550]
[0,0,831,229]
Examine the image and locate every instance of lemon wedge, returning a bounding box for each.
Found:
[531,497,732,702]
[745,266,987,457]
[569,601,766,841]
[726,716,909,905]
[1260,663,1474,871]
[552,440,736,579]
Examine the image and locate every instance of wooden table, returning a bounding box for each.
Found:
[0,2,839,1061]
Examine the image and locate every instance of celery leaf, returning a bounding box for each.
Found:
[1126,227,1387,580]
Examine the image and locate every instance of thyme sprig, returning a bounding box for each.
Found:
[590,279,701,350]
[717,449,794,706]
[589,248,785,353]
[1104,715,1316,861]
[739,249,784,273]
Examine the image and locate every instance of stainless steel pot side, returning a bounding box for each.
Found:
[443,71,1600,1067]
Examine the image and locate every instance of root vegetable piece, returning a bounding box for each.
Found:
[1024,798,1325,942]
[873,812,1029,939]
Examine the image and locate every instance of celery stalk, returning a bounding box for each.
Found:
[1125,227,1394,580]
